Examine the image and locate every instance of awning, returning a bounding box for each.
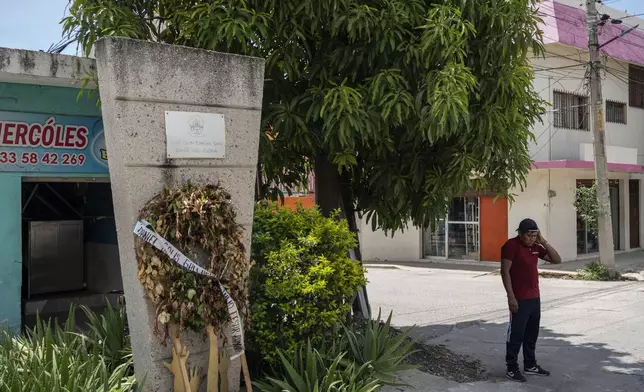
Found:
[532,160,644,173]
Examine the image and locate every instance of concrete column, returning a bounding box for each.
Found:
[0,173,22,333]
[95,38,264,391]
[620,179,629,251]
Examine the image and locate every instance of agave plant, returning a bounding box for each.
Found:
[80,297,131,369]
[341,310,417,385]
[254,341,381,392]
[0,305,141,392]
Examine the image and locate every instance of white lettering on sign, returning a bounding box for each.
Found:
[165,111,225,159]
[133,220,244,358]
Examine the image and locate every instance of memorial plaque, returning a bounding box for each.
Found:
[165,111,225,159]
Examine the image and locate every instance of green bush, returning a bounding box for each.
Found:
[0,301,141,392]
[250,202,367,363]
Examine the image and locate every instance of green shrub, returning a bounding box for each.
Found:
[253,341,381,392]
[0,304,141,391]
[250,203,366,363]
[578,261,620,281]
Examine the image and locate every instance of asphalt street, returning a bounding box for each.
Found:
[368,266,644,392]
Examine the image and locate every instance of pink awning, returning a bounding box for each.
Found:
[539,1,644,66]
[532,160,644,173]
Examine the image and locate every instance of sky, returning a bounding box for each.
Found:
[606,0,644,15]
[0,0,644,55]
[0,0,75,54]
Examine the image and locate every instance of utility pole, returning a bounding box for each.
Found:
[586,0,616,277]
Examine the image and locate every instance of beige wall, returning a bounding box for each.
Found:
[358,218,422,262]
[509,169,639,262]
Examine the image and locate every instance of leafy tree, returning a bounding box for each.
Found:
[574,182,599,233]
[62,0,546,236]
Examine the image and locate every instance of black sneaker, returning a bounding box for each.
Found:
[506,369,527,382]
[525,365,550,376]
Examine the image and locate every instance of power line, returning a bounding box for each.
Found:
[532,64,587,72]
[620,13,644,20]
[535,66,588,95]
[541,49,588,65]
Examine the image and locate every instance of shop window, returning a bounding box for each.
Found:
[553,91,589,130]
[606,100,626,124]
[423,197,480,260]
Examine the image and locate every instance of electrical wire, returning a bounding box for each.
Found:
[531,103,591,160]
[620,13,644,20]
[532,64,587,72]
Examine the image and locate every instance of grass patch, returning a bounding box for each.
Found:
[577,261,621,281]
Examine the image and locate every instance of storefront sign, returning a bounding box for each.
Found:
[165,111,226,159]
[0,111,108,173]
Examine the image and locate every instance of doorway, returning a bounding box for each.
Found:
[21,179,123,328]
[576,179,620,254]
[423,197,480,261]
[630,180,640,249]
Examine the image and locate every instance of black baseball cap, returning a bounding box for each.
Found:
[517,218,539,233]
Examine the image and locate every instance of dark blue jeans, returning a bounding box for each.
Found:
[506,297,541,371]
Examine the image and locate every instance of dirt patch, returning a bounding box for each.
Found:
[349,318,487,383]
[403,339,487,383]
[538,271,580,280]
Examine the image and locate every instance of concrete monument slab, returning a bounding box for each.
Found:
[95,37,264,392]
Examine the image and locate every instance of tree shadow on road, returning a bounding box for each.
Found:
[401,320,644,391]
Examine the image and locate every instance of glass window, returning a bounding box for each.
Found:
[424,197,480,260]
[553,91,589,130]
[424,218,446,257]
[448,197,479,222]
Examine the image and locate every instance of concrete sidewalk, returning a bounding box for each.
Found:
[365,249,644,276]
[544,250,644,274]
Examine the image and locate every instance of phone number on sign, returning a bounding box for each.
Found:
[0,151,86,166]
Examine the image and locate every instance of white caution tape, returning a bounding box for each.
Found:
[134,220,216,277]
[133,220,245,359]
[220,283,245,359]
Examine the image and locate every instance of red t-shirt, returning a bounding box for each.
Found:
[501,237,547,300]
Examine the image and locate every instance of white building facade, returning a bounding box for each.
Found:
[359,0,644,264]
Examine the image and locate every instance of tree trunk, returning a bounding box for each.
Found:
[315,152,371,319]
[255,160,263,202]
[314,152,343,216]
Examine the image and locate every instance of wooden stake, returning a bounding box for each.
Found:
[219,349,230,392]
[173,328,192,392]
[240,353,253,392]
[207,325,219,392]
[164,346,186,392]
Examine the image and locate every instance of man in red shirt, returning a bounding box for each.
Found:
[501,218,562,382]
